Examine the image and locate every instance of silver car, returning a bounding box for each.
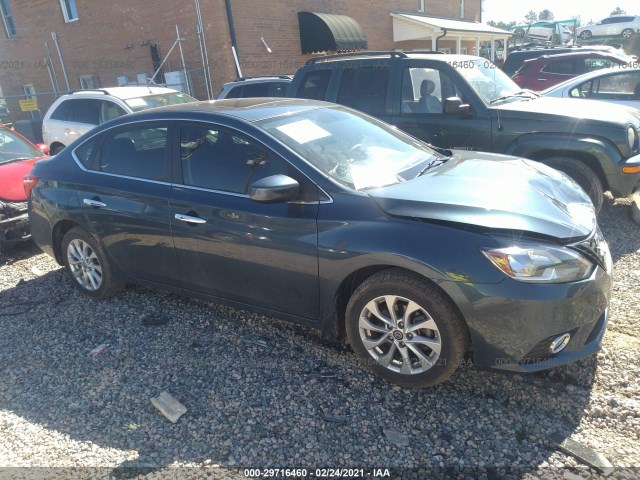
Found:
[541,67,640,111]
[577,15,640,40]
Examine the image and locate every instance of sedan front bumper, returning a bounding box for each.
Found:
[440,264,612,373]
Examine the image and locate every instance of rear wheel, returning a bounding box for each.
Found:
[579,30,592,39]
[345,270,468,388]
[51,144,66,155]
[514,28,525,38]
[621,28,633,39]
[544,157,603,213]
[62,227,125,299]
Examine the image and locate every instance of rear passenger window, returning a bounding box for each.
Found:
[296,69,331,100]
[336,66,389,115]
[97,124,168,181]
[69,99,101,125]
[50,101,71,120]
[542,60,575,75]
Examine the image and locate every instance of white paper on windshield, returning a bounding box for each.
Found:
[350,164,398,190]
[276,119,330,144]
[125,98,148,107]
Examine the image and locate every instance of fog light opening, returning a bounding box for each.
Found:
[549,333,571,354]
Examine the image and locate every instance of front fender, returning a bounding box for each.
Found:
[503,133,622,176]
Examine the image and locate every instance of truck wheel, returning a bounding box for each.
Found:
[544,157,603,214]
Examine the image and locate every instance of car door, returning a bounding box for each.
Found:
[74,122,179,286]
[391,63,492,152]
[169,122,320,319]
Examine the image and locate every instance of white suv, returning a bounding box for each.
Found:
[42,87,195,154]
[577,15,640,40]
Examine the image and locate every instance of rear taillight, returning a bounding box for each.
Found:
[23,174,39,197]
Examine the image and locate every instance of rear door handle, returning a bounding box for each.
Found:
[175,213,207,224]
[83,198,107,208]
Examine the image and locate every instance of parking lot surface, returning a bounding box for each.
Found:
[0,196,639,479]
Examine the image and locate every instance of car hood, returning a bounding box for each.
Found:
[0,157,43,202]
[367,151,596,240]
[494,96,640,125]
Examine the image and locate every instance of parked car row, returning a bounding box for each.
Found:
[3,49,639,388]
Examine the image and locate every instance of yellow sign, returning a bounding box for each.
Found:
[19,98,38,112]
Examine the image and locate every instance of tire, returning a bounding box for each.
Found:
[621,28,633,39]
[61,227,125,299]
[345,269,468,388]
[544,157,604,214]
[514,28,525,38]
[579,30,592,39]
[52,144,66,155]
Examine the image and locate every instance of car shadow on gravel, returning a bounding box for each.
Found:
[0,267,602,479]
[599,195,640,263]
[0,240,41,267]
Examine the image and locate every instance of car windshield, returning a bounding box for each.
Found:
[457,59,523,104]
[257,106,442,190]
[0,128,41,164]
[124,92,196,112]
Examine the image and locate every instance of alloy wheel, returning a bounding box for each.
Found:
[358,295,441,375]
[67,238,103,291]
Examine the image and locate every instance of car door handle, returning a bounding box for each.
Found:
[83,198,107,208]
[175,213,207,224]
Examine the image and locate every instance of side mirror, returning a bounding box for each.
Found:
[443,97,470,115]
[35,143,50,155]
[249,174,299,203]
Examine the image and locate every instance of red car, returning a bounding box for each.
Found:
[0,126,49,249]
[511,51,634,91]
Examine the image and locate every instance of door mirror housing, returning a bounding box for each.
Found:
[249,175,299,203]
[443,97,470,115]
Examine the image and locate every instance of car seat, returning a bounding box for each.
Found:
[417,80,442,113]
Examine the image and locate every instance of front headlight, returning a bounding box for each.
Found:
[482,244,594,283]
[628,126,638,151]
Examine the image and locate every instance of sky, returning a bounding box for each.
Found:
[482,0,639,25]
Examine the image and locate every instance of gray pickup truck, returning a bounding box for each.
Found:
[290,51,640,212]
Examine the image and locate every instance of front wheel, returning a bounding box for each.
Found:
[544,157,603,214]
[345,270,468,388]
[579,30,592,39]
[62,227,125,299]
[513,28,525,38]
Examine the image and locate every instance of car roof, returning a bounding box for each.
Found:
[109,98,332,123]
[70,86,182,100]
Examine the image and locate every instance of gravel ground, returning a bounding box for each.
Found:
[0,195,638,480]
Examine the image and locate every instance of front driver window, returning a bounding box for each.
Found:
[401,68,460,114]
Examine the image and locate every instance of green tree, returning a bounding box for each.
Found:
[487,20,516,30]
[538,9,555,21]
[610,7,626,15]
[524,10,537,23]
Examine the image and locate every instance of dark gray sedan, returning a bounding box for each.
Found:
[27,99,612,387]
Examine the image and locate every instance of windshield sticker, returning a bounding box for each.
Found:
[276,119,331,144]
[125,98,148,107]
[349,164,398,190]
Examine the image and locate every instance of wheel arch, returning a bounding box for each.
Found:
[51,219,82,265]
[329,265,471,349]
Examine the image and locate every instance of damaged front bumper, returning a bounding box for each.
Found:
[0,201,30,245]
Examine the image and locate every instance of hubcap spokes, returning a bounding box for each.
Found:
[359,295,441,375]
[67,239,102,291]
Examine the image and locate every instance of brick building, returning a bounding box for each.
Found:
[0,0,502,123]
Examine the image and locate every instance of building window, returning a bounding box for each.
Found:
[79,74,100,89]
[418,0,424,13]
[0,0,17,38]
[460,0,464,18]
[60,0,78,23]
